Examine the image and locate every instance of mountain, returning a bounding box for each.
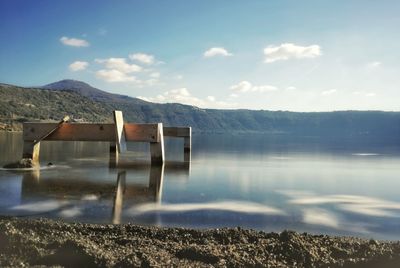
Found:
[0,83,112,130]
[1,80,400,141]
[42,79,147,104]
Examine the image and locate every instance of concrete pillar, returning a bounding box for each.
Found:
[150,123,165,164]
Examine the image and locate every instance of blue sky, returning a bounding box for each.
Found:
[1,0,399,111]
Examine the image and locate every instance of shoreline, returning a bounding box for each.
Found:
[1,216,400,267]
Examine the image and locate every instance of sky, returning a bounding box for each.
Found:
[0,0,399,111]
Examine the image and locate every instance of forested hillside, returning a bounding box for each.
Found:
[1,81,399,139]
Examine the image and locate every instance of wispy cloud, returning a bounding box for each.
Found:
[230,81,278,93]
[204,47,233,58]
[69,61,89,71]
[149,72,160,78]
[129,53,155,65]
[60,36,90,47]
[264,43,321,63]
[138,88,235,108]
[93,55,166,85]
[321,89,337,95]
[353,91,377,97]
[96,69,136,82]
[366,61,382,69]
[95,58,142,73]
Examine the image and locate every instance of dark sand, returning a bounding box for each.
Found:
[1,216,400,267]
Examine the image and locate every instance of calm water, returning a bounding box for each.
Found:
[1,132,400,240]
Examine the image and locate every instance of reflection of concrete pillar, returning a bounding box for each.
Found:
[21,169,41,199]
[184,160,191,175]
[109,144,119,168]
[112,171,126,224]
[149,164,165,202]
[150,123,165,164]
[183,127,191,162]
[22,141,40,165]
[183,151,191,163]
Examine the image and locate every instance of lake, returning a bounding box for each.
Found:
[1,131,400,240]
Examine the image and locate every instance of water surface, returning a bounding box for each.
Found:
[1,132,400,240]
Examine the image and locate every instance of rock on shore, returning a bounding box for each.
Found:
[0,216,400,267]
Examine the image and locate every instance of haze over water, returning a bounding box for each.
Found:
[1,132,400,240]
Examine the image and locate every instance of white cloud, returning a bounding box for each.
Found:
[95,58,142,73]
[353,91,376,97]
[230,80,278,93]
[252,85,278,92]
[321,89,337,95]
[264,43,321,63]
[231,81,252,93]
[203,47,233,58]
[129,53,155,65]
[139,78,160,87]
[367,61,382,69]
[286,86,297,90]
[206,96,216,102]
[60,36,89,47]
[353,91,377,97]
[149,72,160,78]
[96,69,136,83]
[69,61,89,72]
[138,88,234,108]
[93,56,165,85]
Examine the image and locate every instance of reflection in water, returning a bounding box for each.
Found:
[112,171,126,224]
[165,161,190,176]
[149,164,165,202]
[21,169,115,200]
[112,165,165,224]
[59,206,82,218]
[17,162,170,224]
[277,190,400,235]
[278,190,400,218]
[1,132,400,240]
[302,208,339,229]
[11,199,69,213]
[300,208,372,234]
[128,200,284,216]
[184,151,191,163]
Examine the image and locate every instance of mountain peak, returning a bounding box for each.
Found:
[43,79,95,91]
[42,79,147,105]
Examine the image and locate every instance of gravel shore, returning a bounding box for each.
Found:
[1,216,400,267]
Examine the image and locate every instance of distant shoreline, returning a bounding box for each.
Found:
[2,82,400,136]
[1,216,399,267]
